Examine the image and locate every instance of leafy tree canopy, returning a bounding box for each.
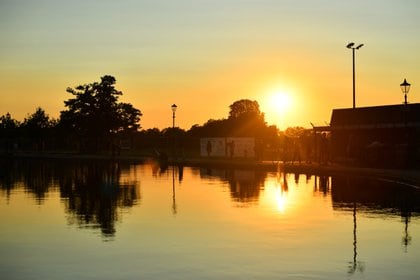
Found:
[0,112,19,130]
[22,107,53,130]
[284,126,307,138]
[229,99,265,122]
[228,99,266,136]
[60,75,142,137]
[188,99,272,137]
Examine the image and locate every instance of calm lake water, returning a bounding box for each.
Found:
[0,159,419,280]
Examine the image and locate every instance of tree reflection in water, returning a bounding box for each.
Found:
[0,159,140,240]
[200,168,267,207]
[2,158,420,247]
[58,160,139,239]
[0,159,57,203]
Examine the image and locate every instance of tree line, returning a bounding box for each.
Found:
[1,75,318,160]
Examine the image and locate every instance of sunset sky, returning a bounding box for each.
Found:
[1,0,419,130]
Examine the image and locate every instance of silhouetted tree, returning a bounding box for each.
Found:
[227,99,267,136]
[20,107,56,150]
[188,118,230,137]
[229,99,264,121]
[22,107,54,131]
[0,113,19,130]
[284,126,306,138]
[60,75,142,151]
[188,100,268,138]
[0,113,20,152]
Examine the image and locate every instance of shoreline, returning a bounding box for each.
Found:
[2,151,420,186]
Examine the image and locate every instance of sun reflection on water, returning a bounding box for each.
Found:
[263,172,291,214]
[274,186,287,213]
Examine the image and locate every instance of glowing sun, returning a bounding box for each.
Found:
[269,91,292,112]
[260,88,295,129]
[265,89,293,114]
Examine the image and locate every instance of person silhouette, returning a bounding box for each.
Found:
[206,140,212,157]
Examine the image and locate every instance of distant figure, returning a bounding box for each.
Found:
[320,133,329,164]
[229,141,235,158]
[206,140,212,157]
[283,136,291,163]
[292,138,301,164]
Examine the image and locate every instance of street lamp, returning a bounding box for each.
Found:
[400,78,411,105]
[346,42,364,108]
[171,104,177,128]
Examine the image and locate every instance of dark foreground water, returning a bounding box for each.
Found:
[0,159,419,280]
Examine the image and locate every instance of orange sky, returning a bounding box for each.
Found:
[1,0,419,130]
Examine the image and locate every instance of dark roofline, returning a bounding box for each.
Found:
[332,103,420,111]
[330,103,420,126]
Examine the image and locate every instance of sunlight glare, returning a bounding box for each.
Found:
[275,187,287,213]
[269,90,292,112]
[263,174,289,214]
[260,87,295,129]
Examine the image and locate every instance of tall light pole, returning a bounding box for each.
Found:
[171,104,177,128]
[346,42,364,108]
[400,79,411,105]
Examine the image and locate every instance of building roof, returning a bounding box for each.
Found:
[330,103,420,129]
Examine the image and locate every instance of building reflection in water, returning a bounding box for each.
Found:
[328,175,420,274]
[0,159,140,240]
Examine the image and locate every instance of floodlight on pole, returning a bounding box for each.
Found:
[346,42,364,108]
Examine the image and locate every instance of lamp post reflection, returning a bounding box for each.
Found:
[347,202,366,275]
[172,165,177,215]
[402,211,412,252]
[347,193,365,275]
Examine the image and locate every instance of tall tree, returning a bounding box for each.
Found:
[228,99,266,136]
[60,75,142,142]
[0,113,20,152]
[22,107,53,131]
[0,113,19,130]
[229,99,265,121]
[20,107,55,150]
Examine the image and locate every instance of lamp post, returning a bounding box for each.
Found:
[346,42,364,108]
[400,79,411,105]
[171,104,177,128]
[171,104,177,159]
